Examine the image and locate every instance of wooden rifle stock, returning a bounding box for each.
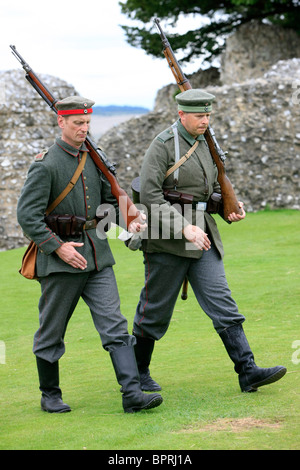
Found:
[10,45,139,229]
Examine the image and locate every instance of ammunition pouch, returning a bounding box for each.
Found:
[163,189,194,206]
[163,189,223,215]
[44,210,111,238]
[206,192,223,214]
[44,214,86,238]
[163,189,193,214]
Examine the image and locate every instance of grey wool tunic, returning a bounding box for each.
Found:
[17,138,118,277]
[139,119,225,259]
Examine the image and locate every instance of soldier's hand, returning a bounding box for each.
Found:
[55,242,87,270]
[227,201,246,222]
[128,210,147,234]
[183,224,211,251]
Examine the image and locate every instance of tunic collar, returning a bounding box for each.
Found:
[55,137,89,157]
[176,119,205,145]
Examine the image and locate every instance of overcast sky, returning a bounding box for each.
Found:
[0,0,202,109]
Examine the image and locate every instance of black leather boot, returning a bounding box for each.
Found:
[219,324,287,392]
[110,346,163,413]
[36,357,71,413]
[134,334,162,391]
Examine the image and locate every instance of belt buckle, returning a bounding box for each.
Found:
[196,202,207,211]
[84,219,95,230]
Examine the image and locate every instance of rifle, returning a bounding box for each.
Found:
[10,45,140,229]
[154,18,242,300]
[154,18,241,221]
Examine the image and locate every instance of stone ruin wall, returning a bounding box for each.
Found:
[0,71,77,249]
[1,21,300,250]
[99,64,300,216]
[98,21,300,212]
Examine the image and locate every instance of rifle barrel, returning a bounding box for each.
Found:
[10,45,30,70]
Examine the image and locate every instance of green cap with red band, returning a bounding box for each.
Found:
[56,96,95,115]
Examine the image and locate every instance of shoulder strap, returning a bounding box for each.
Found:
[45,151,87,216]
[164,141,199,180]
[171,123,180,185]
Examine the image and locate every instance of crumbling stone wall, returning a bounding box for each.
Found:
[0,70,77,249]
[220,20,300,84]
[99,59,300,212]
[1,21,300,250]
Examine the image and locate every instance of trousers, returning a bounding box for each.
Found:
[133,244,245,339]
[33,267,135,363]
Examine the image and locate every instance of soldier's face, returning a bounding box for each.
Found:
[58,115,91,148]
[178,111,211,138]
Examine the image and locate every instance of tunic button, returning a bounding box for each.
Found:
[86,195,90,200]
[88,205,91,209]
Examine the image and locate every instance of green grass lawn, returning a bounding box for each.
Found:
[0,209,299,450]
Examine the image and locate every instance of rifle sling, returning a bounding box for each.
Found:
[45,151,87,216]
[164,141,199,180]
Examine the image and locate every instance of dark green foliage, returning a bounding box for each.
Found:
[119,0,300,65]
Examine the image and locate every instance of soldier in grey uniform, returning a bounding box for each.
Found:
[133,89,286,395]
[17,96,163,414]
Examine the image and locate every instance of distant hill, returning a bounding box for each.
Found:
[93,105,149,116]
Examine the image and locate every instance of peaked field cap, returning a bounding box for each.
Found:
[56,96,95,115]
[176,89,215,113]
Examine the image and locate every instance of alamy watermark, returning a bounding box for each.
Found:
[0,83,6,106]
[95,199,206,251]
[0,340,299,366]
[291,340,300,365]
[0,341,5,364]
[0,338,298,365]
[291,80,300,105]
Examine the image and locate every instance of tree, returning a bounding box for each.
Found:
[119,0,300,66]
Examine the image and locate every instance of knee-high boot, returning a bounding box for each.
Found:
[219,324,287,392]
[110,346,163,413]
[36,356,71,413]
[134,334,162,391]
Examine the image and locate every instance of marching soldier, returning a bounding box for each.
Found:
[17,96,163,414]
[133,89,287,395]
